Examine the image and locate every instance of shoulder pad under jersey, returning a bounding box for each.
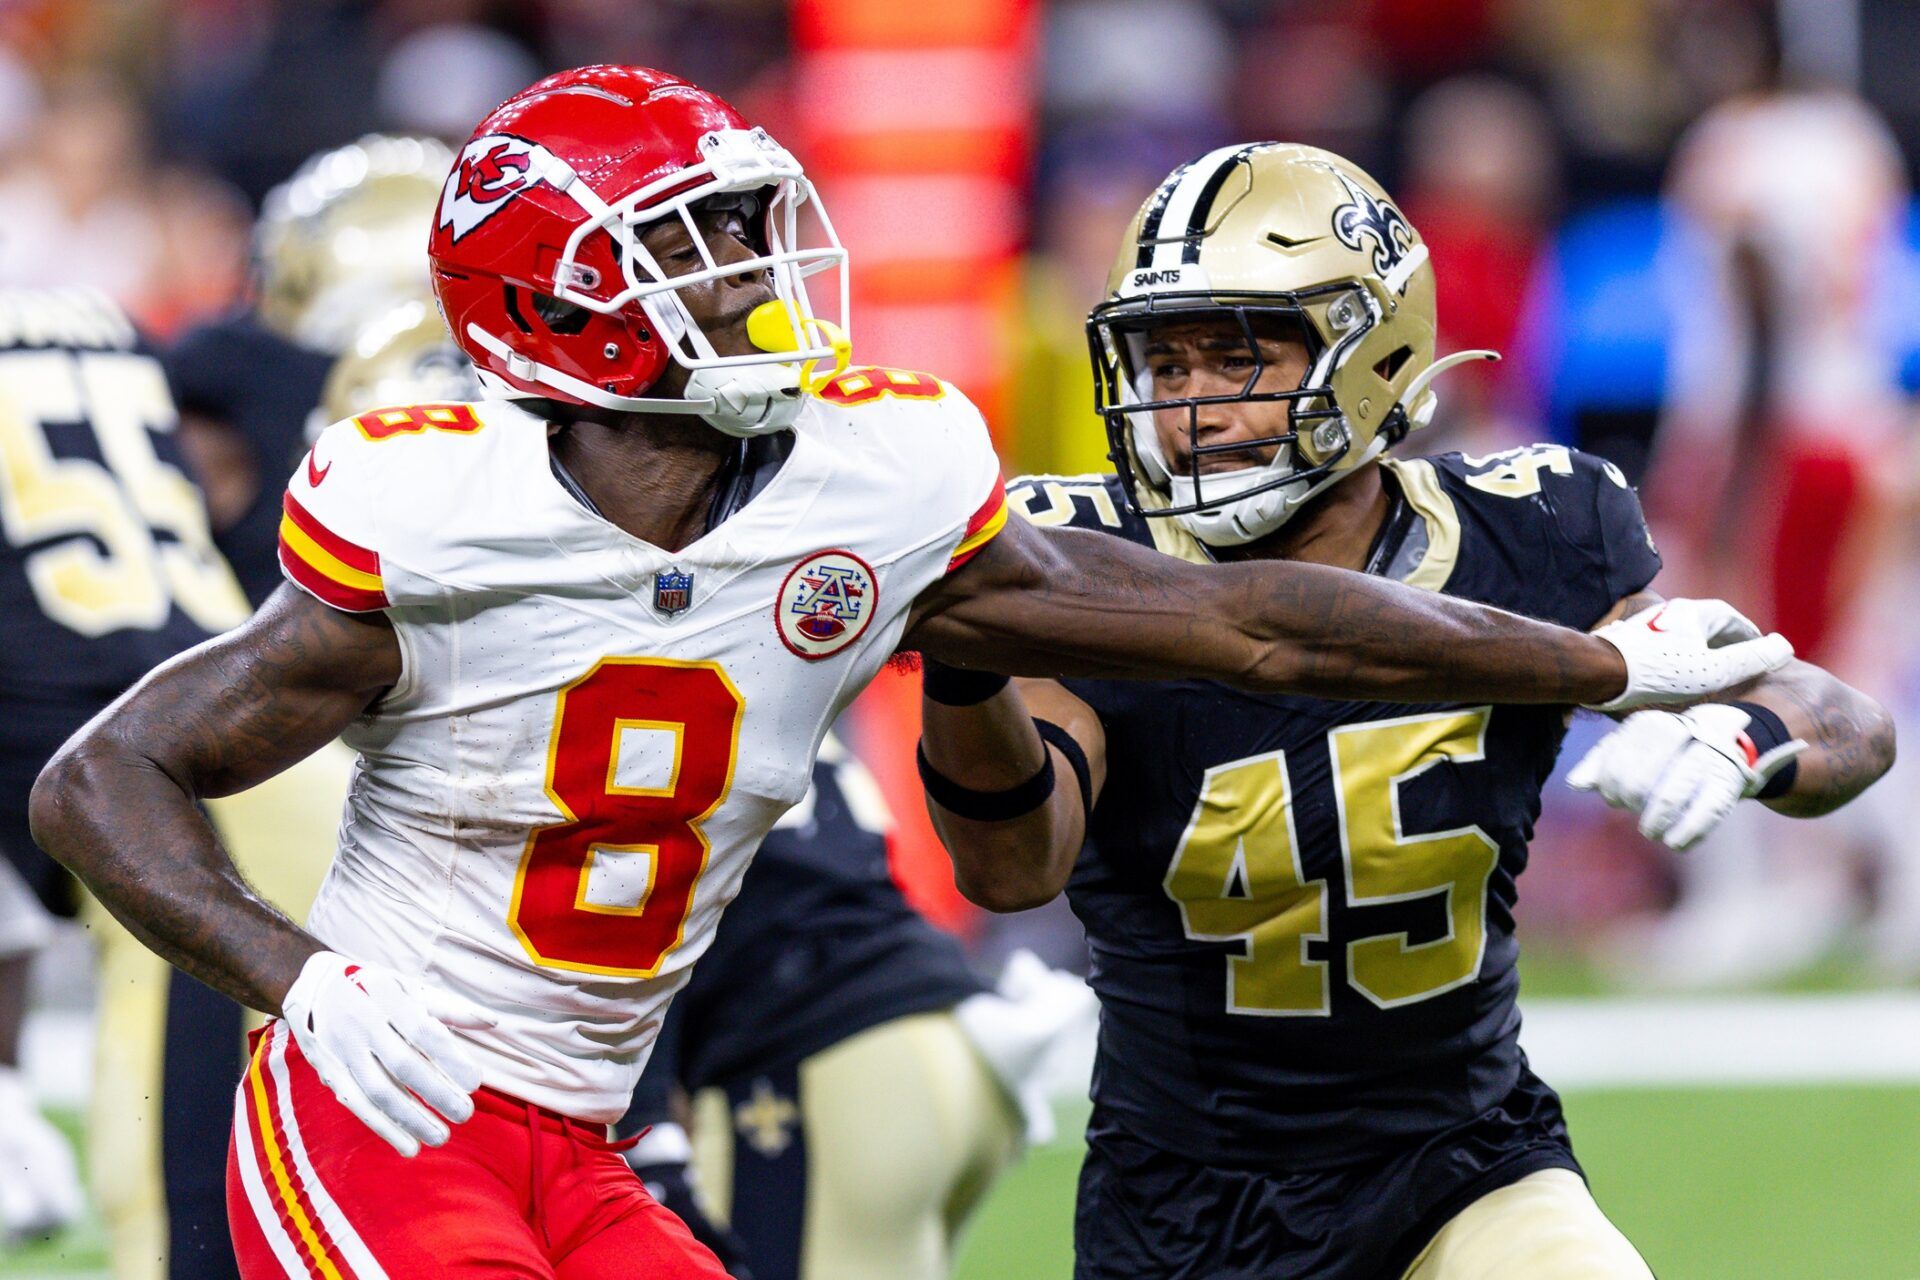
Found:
[1409,444,1662,627]
[802,368,1009,575]
[1007,472,1210,563]
[278,399,506,612]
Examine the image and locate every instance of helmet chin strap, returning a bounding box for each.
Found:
[682,363,805,436]
[1160,349,1501,548]
[1171,434,1387,548]
[464,321,803,435]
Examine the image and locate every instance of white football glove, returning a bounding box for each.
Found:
[279,951,496,1158]
[1567,703,1808,850]
[1586,599,1792,712]
[0,1066,83,1246]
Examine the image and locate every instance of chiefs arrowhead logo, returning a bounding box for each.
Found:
[438,134,565,242]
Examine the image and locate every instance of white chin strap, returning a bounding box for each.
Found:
[1164,435,1387,547]
[682,362,805,436]
[465,323,802,436]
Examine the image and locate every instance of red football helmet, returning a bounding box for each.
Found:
[427,65,848,433]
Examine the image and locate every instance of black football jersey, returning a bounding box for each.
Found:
[625,735,986,1127]
[163,310,334,605]
[1008,446,1660,1171]
[0,290,246,902]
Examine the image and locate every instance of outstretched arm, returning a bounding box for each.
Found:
[906,513,1783,708]
[29,585,399,1014]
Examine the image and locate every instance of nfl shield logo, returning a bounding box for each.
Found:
[653,568,694,616]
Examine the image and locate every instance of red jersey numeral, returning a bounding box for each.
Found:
[352,403,484,442]
[508,658,744,977]
[814,367,945,406]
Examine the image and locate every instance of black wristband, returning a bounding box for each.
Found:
[922,658,1011,707]
[1726,700,1799,799]
[1033,717,1092,815]
[916,740,1055,821]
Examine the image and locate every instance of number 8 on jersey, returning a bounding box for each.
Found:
[509,658,744,978]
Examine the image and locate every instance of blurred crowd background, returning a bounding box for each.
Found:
[5,0,1920,991]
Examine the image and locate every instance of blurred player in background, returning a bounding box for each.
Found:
[1637,21,1914,986]
[0,870,78,1250]
[27,66,1783,1280]
[0,286,252,1263]
[920,143,1893,1280]
[621,732,1092,1280]
[320,300,483,423]
[164,134,450,606]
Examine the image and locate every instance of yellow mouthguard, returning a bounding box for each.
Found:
[746,299,850,391]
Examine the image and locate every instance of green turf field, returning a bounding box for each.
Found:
[6,1085,1917,1278]
[952,1085,1920,1280]
[0,1111,105,1277]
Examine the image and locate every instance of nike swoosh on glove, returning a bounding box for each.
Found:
[1585,599,1792,712]
[279,951,498,1157]
[1568,703,1807,850]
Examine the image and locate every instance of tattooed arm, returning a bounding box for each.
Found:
[907,514,1777,706]
[1574,591,1889,840]
[1729,660,1895,816]
[1585,590,1894,818]
[29,586,399,1014]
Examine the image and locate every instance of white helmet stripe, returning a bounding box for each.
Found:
[1144,143,1267,271]
[1133,160,1194,269]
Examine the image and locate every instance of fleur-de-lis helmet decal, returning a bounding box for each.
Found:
[1089,142,1501,549]
[1329,169,1416,286]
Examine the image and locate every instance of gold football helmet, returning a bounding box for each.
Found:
[255,134,453,353]
[320,299,479,423]
[1088,142,1494,546]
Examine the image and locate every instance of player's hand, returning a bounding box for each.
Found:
[0,1067,83,1245]
[1567,704,1807,850]
[278,951,496,1157]
[1585,599,1792,712]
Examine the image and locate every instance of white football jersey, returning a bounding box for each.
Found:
[276,371,1007,1122]
[1666,89,1908,440]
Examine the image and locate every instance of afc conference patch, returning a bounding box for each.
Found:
[775,549,875,660]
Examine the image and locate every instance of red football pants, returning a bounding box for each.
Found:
[1764,438,1869,666]
[227,1021,727,1278]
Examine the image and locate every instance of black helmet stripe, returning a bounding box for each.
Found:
[1134,160,1195,269]
[1136,143,1269,272]
[1180,143,1267,263]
